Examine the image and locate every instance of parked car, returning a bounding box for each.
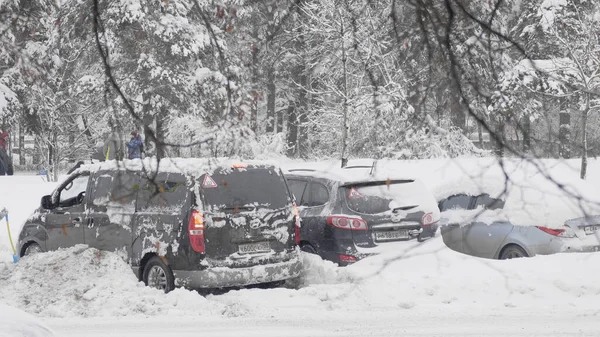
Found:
[438,176,600,259]
[18,158,302,292]
[284,165,440,265]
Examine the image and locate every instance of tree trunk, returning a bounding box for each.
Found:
[295,0,309,158]
[492,118,505,156]
[450,83,466,132]
[155,105,168,160]
[477,122,483,149]
[522,116,531,153]
[580,94,589,180]
[339,10,349,168]
[266,69,276,133]
[276,106,284,133]
[558,111,571,159]
[19,124,25,166]
[286,103,298,156]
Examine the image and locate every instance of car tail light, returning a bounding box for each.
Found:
[338,254,357,263]
[293,203,301,244]
[189,210,205,253]
[421,212,437,226]
[536,225,575,238]
[327,215,367,230]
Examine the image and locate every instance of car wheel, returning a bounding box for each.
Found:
[23,242,42,256]
[301,243,317,255]
[143,256,175,293]
[499,245,528,260]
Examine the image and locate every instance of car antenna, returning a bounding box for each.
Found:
[369,160,377,175]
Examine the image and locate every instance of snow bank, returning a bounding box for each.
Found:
[0,245,223,317]
[0,303,56,337]
[342,237,600,313]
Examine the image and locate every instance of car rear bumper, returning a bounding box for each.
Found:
[528,235,600,256]
[173,256,303,289]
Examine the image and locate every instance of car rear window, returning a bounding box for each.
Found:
[201,167,290,211]
[344,180,427,214]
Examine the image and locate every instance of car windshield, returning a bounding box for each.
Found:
[201,166,290,211]
[344,180,425,214]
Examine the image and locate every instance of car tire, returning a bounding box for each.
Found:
[23,242,42,256]
[142,256,175,293]
[499,245,528,260]
[300,243,317,255]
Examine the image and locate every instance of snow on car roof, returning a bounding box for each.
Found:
[431,159,600,228]
[77,157,282,177]
[283,162,416,185]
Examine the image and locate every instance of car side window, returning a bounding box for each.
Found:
[473,194,505,210]
[288,179,308,205]
[58,174,90,207]
[91,174,113,206]
[91,172,140,208]
[439,194,473,211]
[306,182,329,207]
[137,178,188,212]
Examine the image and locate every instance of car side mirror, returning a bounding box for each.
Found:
[41,195,54,209]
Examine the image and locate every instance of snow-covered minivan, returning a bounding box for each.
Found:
[18,158,302,292]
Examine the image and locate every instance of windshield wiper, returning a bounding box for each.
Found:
[222,206,256,212]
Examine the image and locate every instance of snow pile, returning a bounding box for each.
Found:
[0,245,223,317]
[338,238,600,313]
[0,303,56,337]
[292,252,353,286]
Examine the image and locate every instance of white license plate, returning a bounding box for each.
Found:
[584,226,600,235]
[375,230,409,241]
[239,241,270,254]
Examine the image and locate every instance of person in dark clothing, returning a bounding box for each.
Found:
[0,131,8,152]
[0,131,12,175]
[127,131,144,159]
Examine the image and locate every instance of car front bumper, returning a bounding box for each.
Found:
[173,256,303,289]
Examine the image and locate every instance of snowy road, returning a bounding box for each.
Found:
[48,314,600,337]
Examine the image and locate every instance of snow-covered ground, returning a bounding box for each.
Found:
[2,157,600,336]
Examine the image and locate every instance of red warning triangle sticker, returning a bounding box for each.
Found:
[202,175,218,188]
[347,187,362,199]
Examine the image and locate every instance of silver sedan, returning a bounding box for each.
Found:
[439,193,600,259]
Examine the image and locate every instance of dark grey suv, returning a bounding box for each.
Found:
[18,159,302,292]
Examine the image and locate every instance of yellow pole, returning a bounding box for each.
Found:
[2,210,18,262]
[105,144,111,161]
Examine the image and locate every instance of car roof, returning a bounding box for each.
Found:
[76,158,281,177]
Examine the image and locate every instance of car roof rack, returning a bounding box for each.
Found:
[287,168,317,172]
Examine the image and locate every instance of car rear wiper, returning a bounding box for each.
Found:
[392,205,418,213]
[222,206,256,212]
[342,179,415,188]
